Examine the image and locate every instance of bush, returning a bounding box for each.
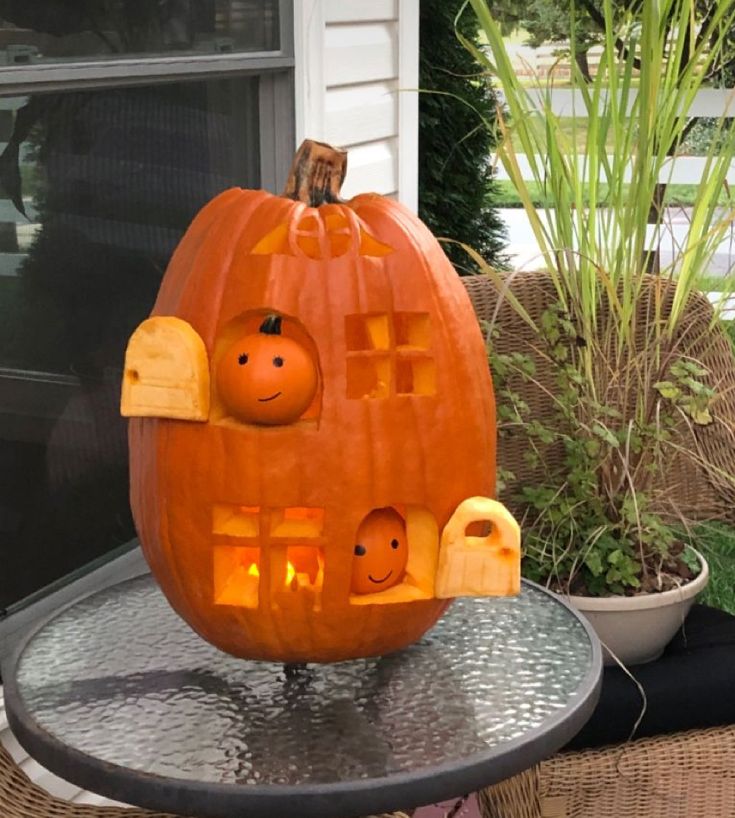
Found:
[418,0,507,273]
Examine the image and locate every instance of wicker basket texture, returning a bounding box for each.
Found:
[478,724,735,818]
[461,271,735,521]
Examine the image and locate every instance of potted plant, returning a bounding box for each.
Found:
[464,0,735,664]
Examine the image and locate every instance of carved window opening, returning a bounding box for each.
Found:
[395,356,436,396]
[212,505,325,611]
[345,312,435,398]
[213,545,260,608]
[266,539,325,612]
[212,504,260,538]
[269,506,324,538]
[346,354,391,399]
[349,506,439,606]
[211,310,322,424]
[345,313,390,351]
[394,312,431,351]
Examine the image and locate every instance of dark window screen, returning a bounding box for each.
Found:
[0,76,260,612]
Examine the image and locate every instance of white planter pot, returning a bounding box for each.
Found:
[567,551,709,667]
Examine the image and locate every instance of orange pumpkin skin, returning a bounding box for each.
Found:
[129,175,496,663]
[216,316,318,425]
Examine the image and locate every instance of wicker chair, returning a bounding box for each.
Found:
[477,725,735,818]
[0,739,408,818]
[460,273,735,818]
[461,270,735,520]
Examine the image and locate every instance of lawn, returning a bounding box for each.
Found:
[697,522,735,614]
[491,180,731,208]
[697,275,735,294]
[507,116,622,153]
[494,110,727,207]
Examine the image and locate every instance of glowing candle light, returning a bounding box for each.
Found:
[246,561,297,585]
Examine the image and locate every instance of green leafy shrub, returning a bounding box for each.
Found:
[490,305,710,596]
[419,0,507,273]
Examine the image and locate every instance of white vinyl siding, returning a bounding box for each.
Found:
[323,82,398,145]
[324,23,398,87]
[341,141,398,196]
[294,0,419,209]
[324,0,398,24]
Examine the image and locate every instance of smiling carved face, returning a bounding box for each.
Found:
[216,315,318,425]
[351,508,408,595]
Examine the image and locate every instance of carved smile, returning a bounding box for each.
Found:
[258,391,282,402]
[369,570,393,584]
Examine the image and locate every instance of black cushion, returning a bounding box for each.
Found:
[565,604,735,751]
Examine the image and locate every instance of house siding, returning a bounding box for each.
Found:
[295,0,418,208]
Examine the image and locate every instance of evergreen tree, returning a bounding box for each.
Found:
[419,0,507,274]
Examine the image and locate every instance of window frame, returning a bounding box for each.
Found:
[0,0,296,191]
[0,0,297,651]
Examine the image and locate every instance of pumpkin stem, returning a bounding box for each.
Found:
[282,139,347,206]
[259,314,282,335]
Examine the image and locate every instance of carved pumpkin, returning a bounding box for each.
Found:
[122,140,520,663]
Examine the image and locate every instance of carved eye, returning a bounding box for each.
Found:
[354,544,366,556]
[238,353,248,365]
[273,356,284,368]
[391,538,399,549]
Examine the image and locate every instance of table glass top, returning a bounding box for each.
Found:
[14,574,595,786]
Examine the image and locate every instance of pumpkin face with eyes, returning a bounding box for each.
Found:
[351,508,408,595]
[216,314,318,425]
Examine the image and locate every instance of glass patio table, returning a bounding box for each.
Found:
[2,572,602,818]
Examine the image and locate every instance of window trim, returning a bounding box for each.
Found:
[0,54,294,94]
[0,0,294,95]
[259,70,296,192]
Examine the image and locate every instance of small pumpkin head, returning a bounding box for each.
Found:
[351,508,408,595]
[216,314,318,425]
